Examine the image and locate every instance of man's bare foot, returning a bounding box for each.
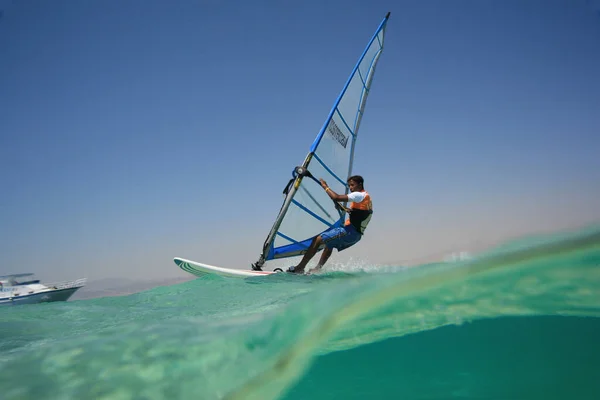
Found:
[307,266,323,275]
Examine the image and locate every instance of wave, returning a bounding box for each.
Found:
[0,224,599,399]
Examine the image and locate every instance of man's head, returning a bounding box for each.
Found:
[347,175,364,192]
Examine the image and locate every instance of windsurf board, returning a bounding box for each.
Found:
[174,258,278,278]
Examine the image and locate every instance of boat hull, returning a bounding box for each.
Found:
[0,286,83,306]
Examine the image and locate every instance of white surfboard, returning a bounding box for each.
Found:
[173,258,278,278]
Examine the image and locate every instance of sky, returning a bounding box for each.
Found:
[1,0,599,282]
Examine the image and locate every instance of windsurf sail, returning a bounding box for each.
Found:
[252,12,391,270]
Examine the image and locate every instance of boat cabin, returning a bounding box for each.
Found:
[0,273,41,290]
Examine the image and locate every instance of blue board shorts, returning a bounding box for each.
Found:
[320,224,361,251]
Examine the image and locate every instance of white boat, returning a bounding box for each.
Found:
[0,273,86,306]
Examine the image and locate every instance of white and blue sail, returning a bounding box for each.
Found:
[253,12,391,270]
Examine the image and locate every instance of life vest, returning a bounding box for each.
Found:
[344,190,372,234]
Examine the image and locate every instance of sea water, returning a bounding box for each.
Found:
[1,225,599,399]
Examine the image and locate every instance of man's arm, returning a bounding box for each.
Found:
[320,178,349,202]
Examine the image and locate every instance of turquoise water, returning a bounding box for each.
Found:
[1,225,599,399]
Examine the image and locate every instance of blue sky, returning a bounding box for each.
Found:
[1,0,599,281]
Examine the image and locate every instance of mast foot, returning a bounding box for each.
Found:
[251,262,263,271]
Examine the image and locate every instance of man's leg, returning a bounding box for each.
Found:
[292,235,323,272]
[311,247,333,273]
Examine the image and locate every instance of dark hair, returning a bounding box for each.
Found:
[347,175,364,186]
